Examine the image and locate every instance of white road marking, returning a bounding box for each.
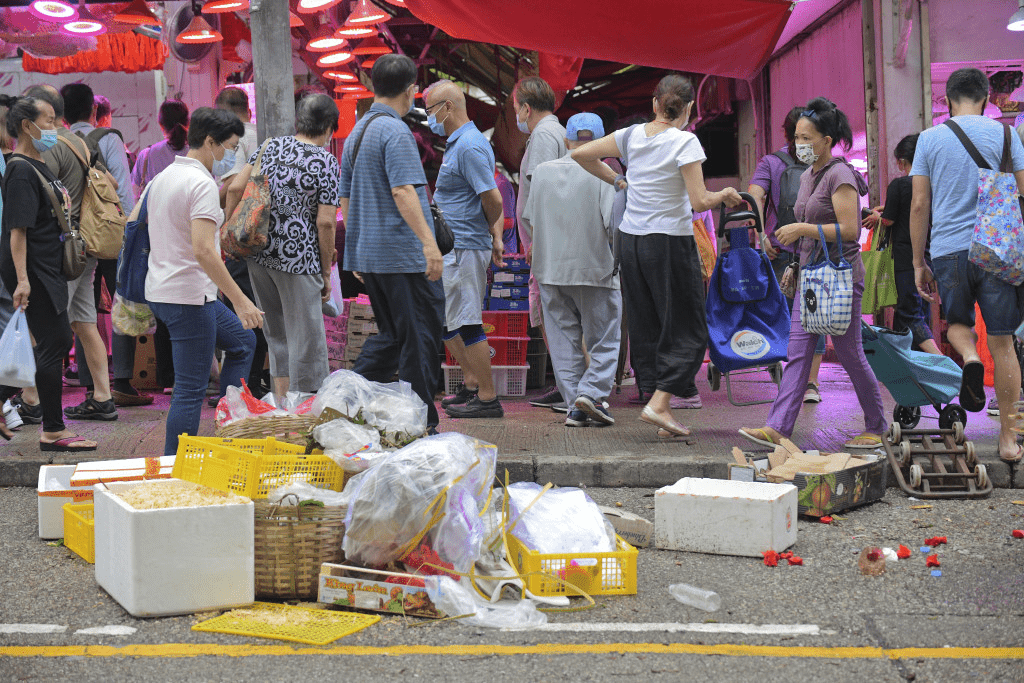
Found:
[533,622,822,636]
[0,624,67,634]
[74,626,138,636]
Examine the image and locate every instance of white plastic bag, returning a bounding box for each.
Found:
[313,419,381,454]
[111,294,156,336]
[312,369,427,442]
[506,483,616,559]
[424,576,547,630]
[428,482,486,574]
[0,309,36,387]
[342,433,497,567]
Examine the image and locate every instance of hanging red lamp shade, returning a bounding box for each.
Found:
[335,23,374,38]
[352,34,390,55]
[30,0,77,22]
[315,50,355,68]
[323,69,358,82]
[382,0,405,6]
[201,0,248,12]
[296,0,343,15]
[177,13,222,43]
[334,84,368,92]
[360,57,380,69]
[289,11,303,27]
[61,0,105,35]
[307,28,348,52]
[347,0,388,25]
[113,0,161,25]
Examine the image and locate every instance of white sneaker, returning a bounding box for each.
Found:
[3,400,23,430]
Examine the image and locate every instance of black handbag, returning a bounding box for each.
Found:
[352,113,454,256]
[12,158,87,281]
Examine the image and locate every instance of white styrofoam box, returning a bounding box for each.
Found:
[93,479,254,617]
[38,465,92,539]
[71,455,176,488]
[654,477,797,557]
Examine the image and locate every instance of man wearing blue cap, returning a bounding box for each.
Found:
[522,113,620,427]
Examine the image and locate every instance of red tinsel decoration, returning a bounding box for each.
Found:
[925,554,941,567]
[1012,530,1024,539]
[925,536,948,547]
[897,544,911,559]
[762,550,779,567]
[22,33,167,75]
[786,555,803,566]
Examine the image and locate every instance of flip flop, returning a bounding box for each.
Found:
[657,427,693,439]
[739,427,780,449]
[39,436,97,452]
[640,406,689,437]
[844,433,883,450]
[959,361,986,413]
[999,445,1023,464]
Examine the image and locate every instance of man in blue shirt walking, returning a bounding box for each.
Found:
[424,80,506,419]
[339,54,445,431]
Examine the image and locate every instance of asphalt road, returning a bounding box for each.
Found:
[2,485,1023,682]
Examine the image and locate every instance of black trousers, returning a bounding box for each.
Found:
[0,284,73,433]
[620,232,708,398]
[352,272,444,428]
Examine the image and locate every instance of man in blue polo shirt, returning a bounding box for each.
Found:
[425,80,506,419]
[339,54,445,431]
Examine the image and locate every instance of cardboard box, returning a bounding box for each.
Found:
[655,477,797,557]
[599,506,654,548]
[489,285,529,299]
[318,563,447,619]
[492,271,529,286]
[37,465,92,539]
[349,320,379,336]
[348,300,374,320]
[496,256,529,272]
[94,480,254,617]
[133,334,158,389]
[324,314,348,336]
[729,442,887,517]
[487,298,529,311]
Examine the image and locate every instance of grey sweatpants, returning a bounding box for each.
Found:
[248,262,329,393]
[539,283,622,404]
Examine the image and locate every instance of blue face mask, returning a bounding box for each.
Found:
[212,145,236,177]
[31,122,59,152]
[427,103,449,137]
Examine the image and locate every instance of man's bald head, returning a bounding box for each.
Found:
[424,79,466,112]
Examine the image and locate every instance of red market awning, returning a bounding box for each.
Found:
[404,0,794,80]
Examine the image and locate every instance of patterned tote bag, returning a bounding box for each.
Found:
[944,120,1024,285]
[221,139,273,260]
[799,224,854,336]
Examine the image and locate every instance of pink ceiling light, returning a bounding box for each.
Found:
[316,50,355,68]
[201,0,248,12]
[296,0,343,15]
[30,0,78,22]
[347,0,388,25]
[61,0,105,35]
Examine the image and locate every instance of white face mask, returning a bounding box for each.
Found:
[795,142,819,165]
[516,104,531,135]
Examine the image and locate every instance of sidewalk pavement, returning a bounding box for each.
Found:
[1,364,1021,489]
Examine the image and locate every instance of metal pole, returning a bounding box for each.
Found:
[919,0,932,131]
[250,0,295,141]
[863,0,881,208]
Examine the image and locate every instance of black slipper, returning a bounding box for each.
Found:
[959,361,986,413]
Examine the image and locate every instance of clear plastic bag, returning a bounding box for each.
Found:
[0,309,36,388]
[313,419,381,455]
[267,481,348,507]
[428,482,486,574]
[342,433,497,568]
[506,482,616,559]
[111,294,156,336]
[424,576,547,630]
[214,384,286,427]
[312,369,427,442]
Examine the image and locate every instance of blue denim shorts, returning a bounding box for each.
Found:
[932,250,1024,335]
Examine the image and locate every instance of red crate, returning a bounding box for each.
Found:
[446,336,530,366]
[481,311,529,338]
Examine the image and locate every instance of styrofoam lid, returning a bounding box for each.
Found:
[658,477,796,500]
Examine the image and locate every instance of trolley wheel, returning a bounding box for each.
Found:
[939,404,968,431]
[887,422,902,444]
[768,362,783,385]
[909,464,923,488]
[964,440,977,466]
[952,421,965,445]
[708,364,721,392]
[975,463,989,489]
[899,439,914,467]
[893,405,921,429]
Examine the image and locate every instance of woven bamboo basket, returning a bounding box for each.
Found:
[254,498,345,600]
[216,414,317,447]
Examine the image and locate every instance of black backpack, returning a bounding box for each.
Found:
[75,127,124,174]
[771,150,807,227]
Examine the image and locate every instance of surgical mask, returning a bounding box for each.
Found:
[516,106,531,135]
[427,110,448,137]
[31,122,58,152]
[212,146,236,177]
[795,142,819,165]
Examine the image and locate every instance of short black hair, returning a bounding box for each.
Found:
[187,107,244,149]
[295,93,339,137]
[800,97,854,152]
[22,85,63,120]
[946,68,989,105]
[215,86,249,116]
[371,54,417,98]
[514,76,556,113]
[60,83,94,124]
[94,95,111,121]
[0,95,43,140]
[894,134,918,164]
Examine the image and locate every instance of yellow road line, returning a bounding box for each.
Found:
[1,643,1023,660]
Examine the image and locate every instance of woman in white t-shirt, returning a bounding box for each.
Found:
[573,74,742,438]
[142,108,263,455]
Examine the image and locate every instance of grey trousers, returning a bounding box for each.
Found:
[248,262,329,393]
[539,283,622,404]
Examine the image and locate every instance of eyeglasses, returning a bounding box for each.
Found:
[424,100,448,114]
[221,141,239,152]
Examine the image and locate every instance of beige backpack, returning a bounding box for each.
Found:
[59,136,126,259]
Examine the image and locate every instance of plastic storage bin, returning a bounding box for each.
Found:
[38,465,91,539]
[445,336,529,366]
[442,364,528,397]
[481,311,529,337]
[63,502,95,563]
[505,533,637,597]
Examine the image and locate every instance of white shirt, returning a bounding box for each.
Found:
[223,121,258,180]
[144,156,224,305]
[613,125,706,237]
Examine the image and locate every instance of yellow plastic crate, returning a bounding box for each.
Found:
[192,602,379,645]
[63,502,95,564]
[172,436,345,499]
[506,533,637,597]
